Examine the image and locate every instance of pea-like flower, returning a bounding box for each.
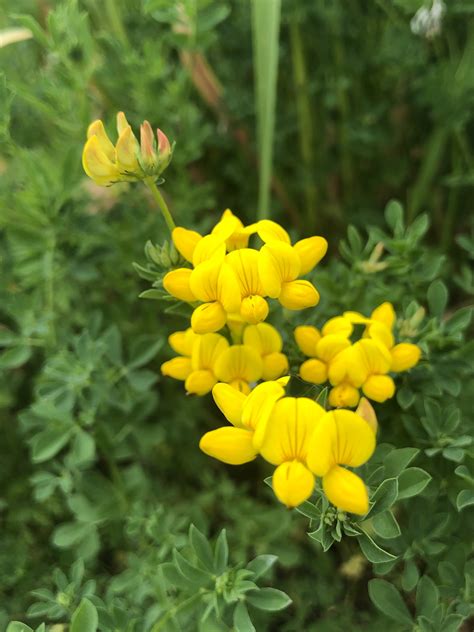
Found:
[226,249,269,324]
[307,410,376,515]
[199,381,286,464]
[161,327,198,382]
[185,332,229,395]
[243,323,289,380]
[259,396,326,507]
[82,112,172,186]
[258,242,320,310]
[214,345,263,394]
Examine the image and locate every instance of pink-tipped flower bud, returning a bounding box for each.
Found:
[156,128,172,172]
[140,120,157,169]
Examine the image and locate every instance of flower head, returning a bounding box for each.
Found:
[243,323,289,380]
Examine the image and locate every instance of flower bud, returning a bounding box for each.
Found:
[156,128,172,172]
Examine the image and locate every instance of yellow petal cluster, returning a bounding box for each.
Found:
[200,383,376,514]
[295,302,421,407]
[82,112,172,186]
[162,211,327,334]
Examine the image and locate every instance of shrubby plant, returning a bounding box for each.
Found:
[0,1,473,631]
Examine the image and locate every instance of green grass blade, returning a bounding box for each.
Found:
[251,0,281,220]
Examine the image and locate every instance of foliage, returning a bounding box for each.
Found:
[0,0,473,630]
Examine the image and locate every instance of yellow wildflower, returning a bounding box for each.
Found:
[256,219,328,275]
[298,333,352,386]
[226,249,269,324]
[307,410,376,514]
[243,323,289,380]
[82,112,172,186]
[260,397,326,507]
[185,333,229,395]
[199,381,285,464]
[161,328,198,381]
[258,241,320,310]
[214,345,263,394]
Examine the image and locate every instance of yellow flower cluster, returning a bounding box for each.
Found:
[200,380,376,514]
[82,112,172,186]
[161,323,288,396]
[295,302,421,408]
[161,210,327,395]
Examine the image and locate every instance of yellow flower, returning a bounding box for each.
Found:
[189,259,241,333]
[226,249,269,324]
[299,333,352,385]
[199,380,285,464]
[185,333,229,395]
[172,210,256,263]
[258,242,320,310]
[345,302,421,373]
[161,328,198,381]
[243,323,289,380]
[82,112,172,186]
[214,345,263,393]
[307,410,376,515]
[256,220,328,275]
[260,397,326,507]
[352,339,395,403]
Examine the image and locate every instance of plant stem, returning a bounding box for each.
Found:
[144,178,176,234]
[290,17,317,226]
[151,592,203,631]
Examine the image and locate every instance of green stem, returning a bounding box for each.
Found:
[290,18,317,225]
[144,178,176,234]
[151,592,203,631]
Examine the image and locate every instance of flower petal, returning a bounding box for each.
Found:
[172,227,202,263]
[192,234,226,267]
[191,333,229,370]
[317,335,351,364]
[260,397,325,465]
[294,325,321,357]
[257,219,291,244]
[259,242,301,297]
[299,358,328,384]
[272,461,315,508]
[217,263,242,314]
[243,323,283,355]
[227,248,266,296]
[294,236,328,275]
[214,345,263,384]
[240,295,269,324]
[163,268,196,302]
[371,302,396,330]
[307,409,375,474]
[161,357,192,380]
[199,427,258,464]
[321,316,353,338]
[241,380,286,446]
[115,125,140,172]
[168,328,197,357]
[212,382,246,427]
[191,302,227,334]
[82,136,120,185]
[86,120,115,160]
[262,352,289,381]
[362,375,395,402]
[185,369,217,395]
[390,343,421,372]
[367,322,394,349]
[279,280,319,310]
[328,384,360,408]
[323,466,369,515]
[356,397,378,434]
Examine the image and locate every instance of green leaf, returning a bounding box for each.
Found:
[173,550,213,587]
[246,555,277,580]
[368,579,413,625]
[31,427,73,463]
[384,448,419,478]
[446,307,472,334]
[70,430,95,467]
[427,280,448,318]
[401,559,419,592]
[126,369,156,392]
[189,524,215,572]
[6,624,34,632]
[52,522,91,548]
[385,200,404,233]
[214,529,229,574]
[70,598,98,632]
[416,575,439,619]
[357,531,397,564]
[128,337,163,368]
[397,467,431,500]
[372,511,401,540]
[160,562,198,591]
[0,345,32,369]
[246,588,292,612]
[233,602,256,632]
[456,489,474,511]
[366,478,399,518]
[138,289,163,300]
[397,387,415,410]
